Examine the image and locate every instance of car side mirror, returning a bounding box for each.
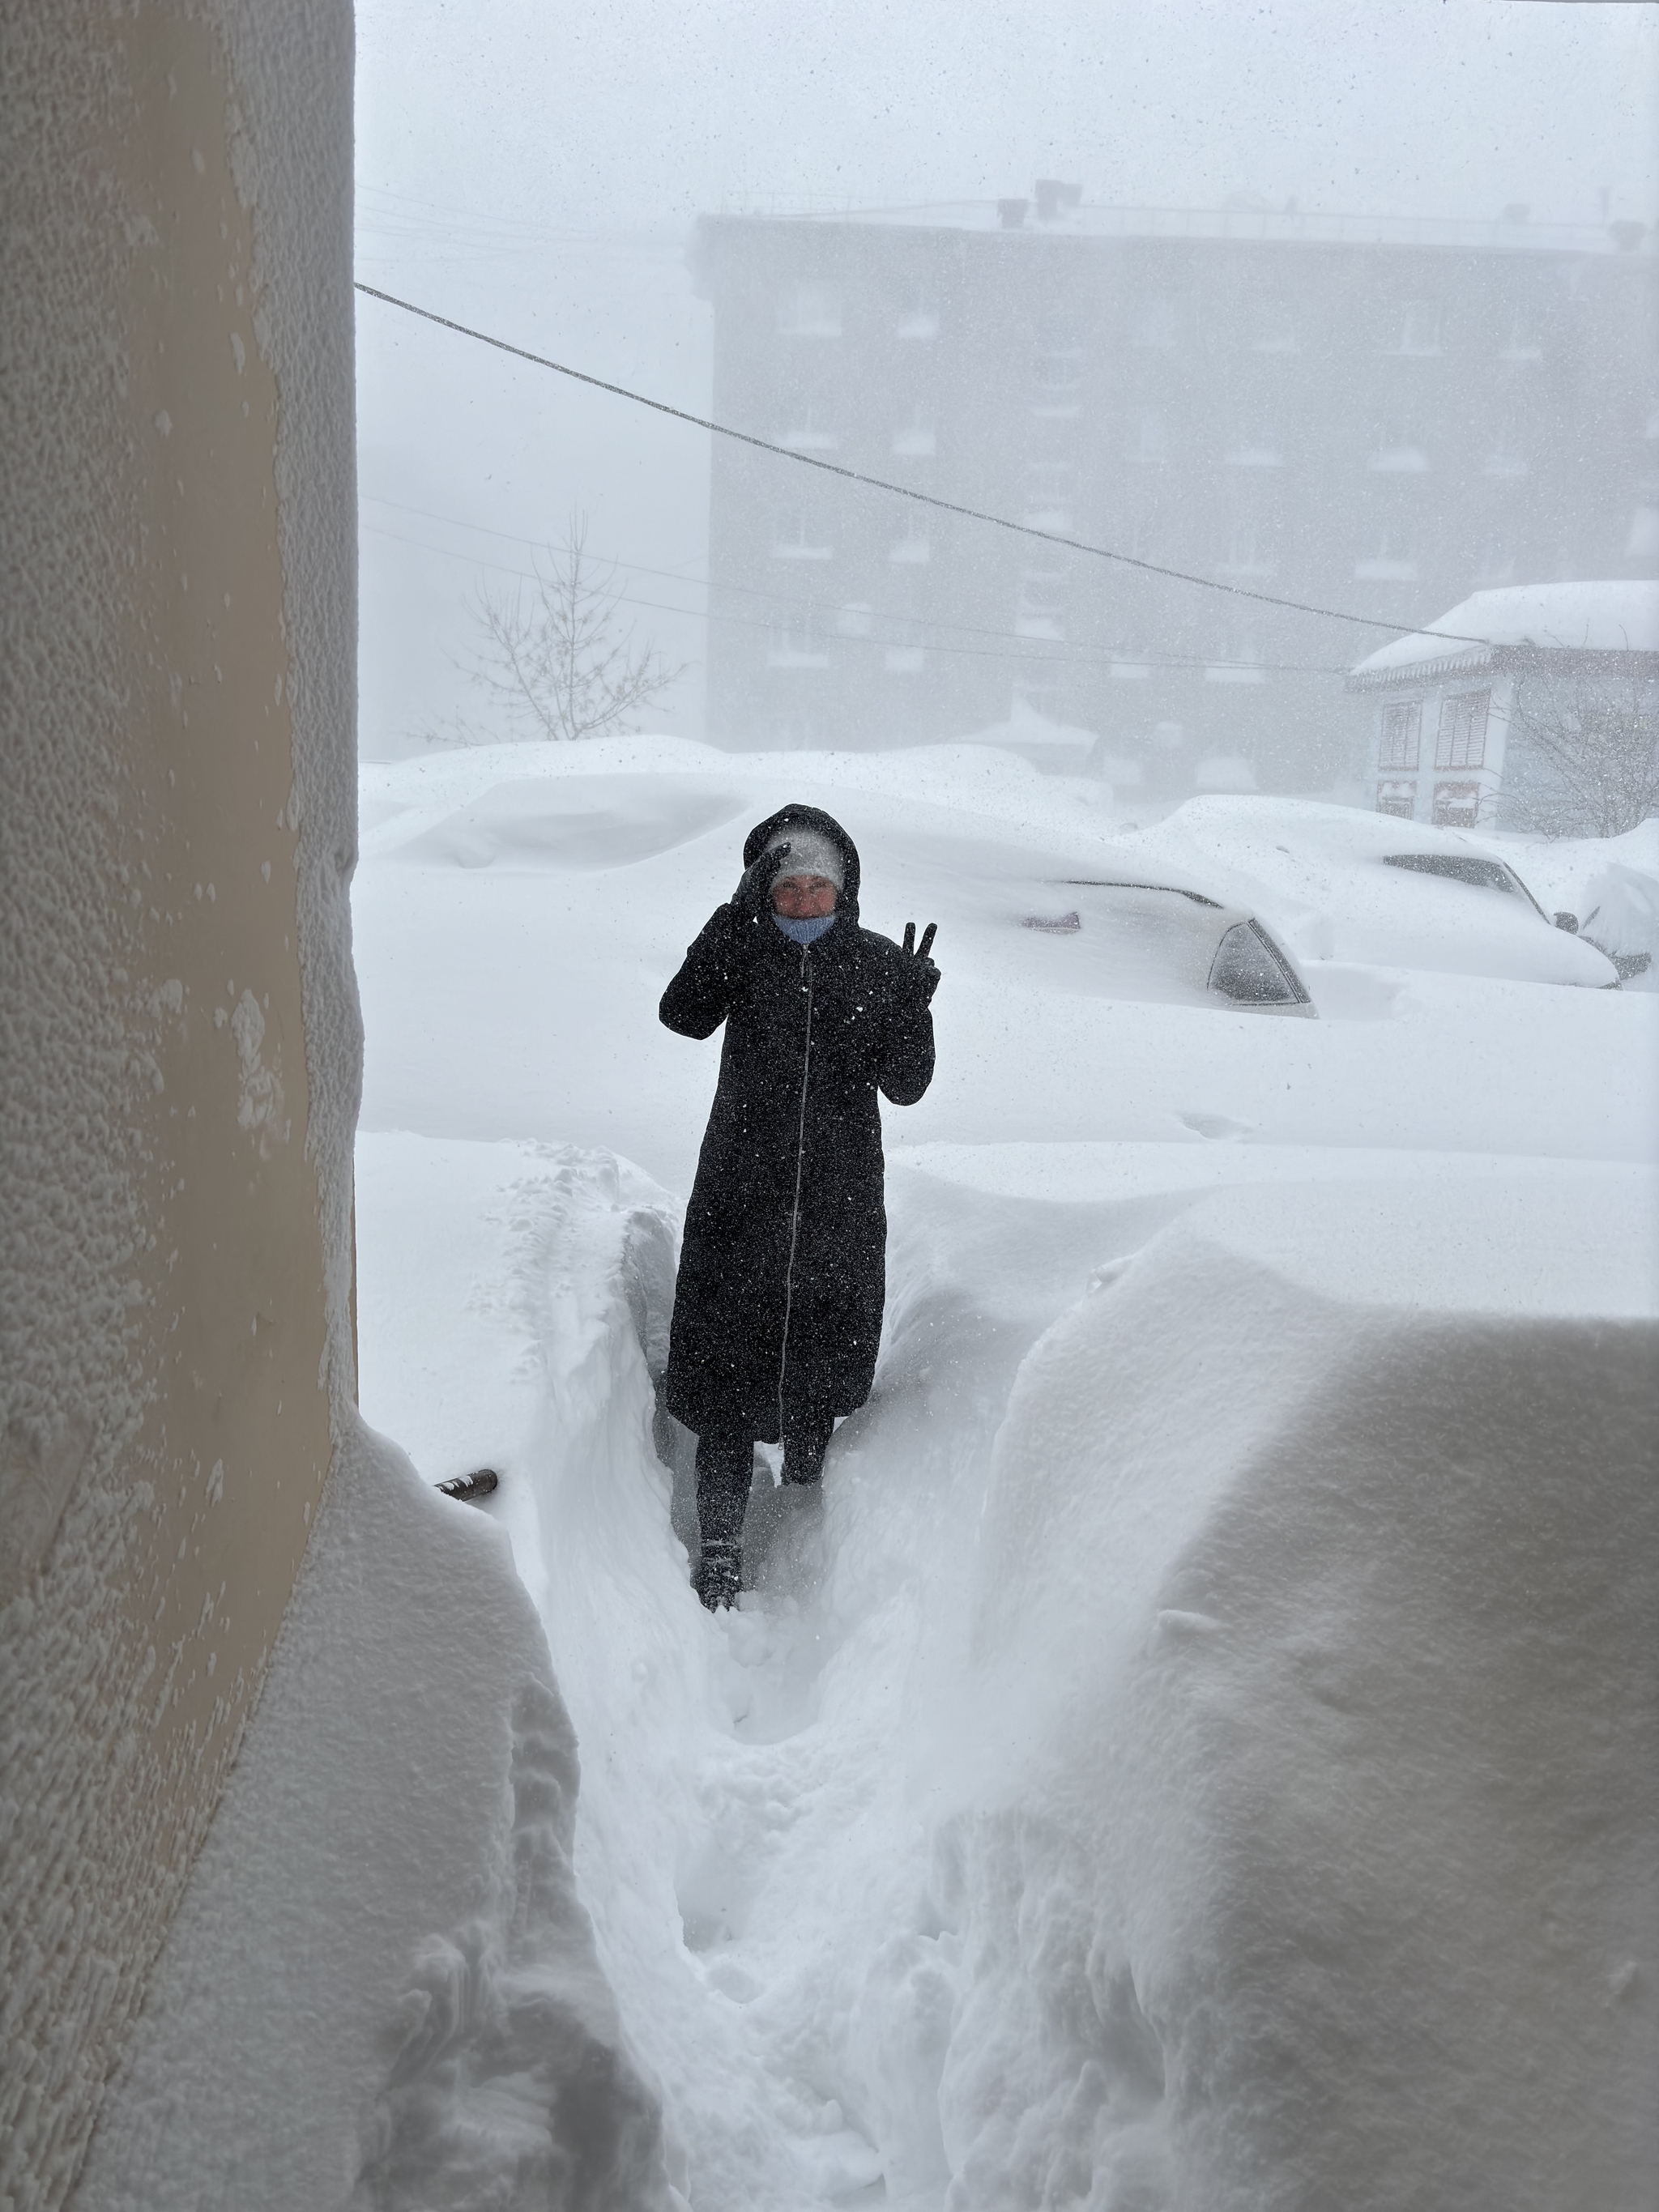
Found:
[1554,912,1579,933]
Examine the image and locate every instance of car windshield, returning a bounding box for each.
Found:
[1384,850,1548,917]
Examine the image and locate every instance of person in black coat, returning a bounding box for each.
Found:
[660,804,939,1609]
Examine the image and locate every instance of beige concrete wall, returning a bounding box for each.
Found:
[0,6,356,2206]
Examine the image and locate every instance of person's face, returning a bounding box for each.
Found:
[772,872,838,919]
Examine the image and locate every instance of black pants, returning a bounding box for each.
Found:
[695,1413,834,1550]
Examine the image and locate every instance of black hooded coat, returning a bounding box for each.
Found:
[660,805,935,1443]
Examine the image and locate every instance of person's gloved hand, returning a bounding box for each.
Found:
[900,920,940,1003]
[732,842,790,918]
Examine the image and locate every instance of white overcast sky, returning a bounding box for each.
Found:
[352,0,1658,756]
[358,0,1657,230]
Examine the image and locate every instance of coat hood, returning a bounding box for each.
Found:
[743,804,862,914]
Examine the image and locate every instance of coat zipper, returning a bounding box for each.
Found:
[776,945,814,1442]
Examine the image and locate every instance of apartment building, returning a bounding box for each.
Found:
[692,194,1657,791]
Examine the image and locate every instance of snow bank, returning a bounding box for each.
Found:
[72,1412,672,2212]
[945,1173,1658,2206]
[349,1114,1658,2210]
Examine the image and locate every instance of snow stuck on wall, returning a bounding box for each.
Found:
[2,6,357,2198]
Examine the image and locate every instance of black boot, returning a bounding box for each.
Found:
[695,1540,741,1612]
[693,1428,755,1606]
[782,1416,834,1486]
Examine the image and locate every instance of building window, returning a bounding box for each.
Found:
[1393,300,1442,356]
[1433,782,1482,828]
[898,290,938,341]
[1205,624,1266,684]
[892,404,936,458]
[1376,782,1418,819]
[1217,520,1274,578]
[835,602,872,637]
[767,612,830,667]
[1025,460,1073,502]
[781,402,837,452]
[1354,531,1418,583]
[773,507,833,559]
[778,282,841,337]
[1016,605,1064,641]
[889,526,930,565]
[883,623,927,674]
[1368,437,1429,474]
[1022,461,1073,530]
[1379,701,1422,769]
[1499,307,1542,363]
[1014,671,1064,714]
[1226,429,1282,468]
[1033,348,1083,395]
[1249,307,1298,355]
[1130,409,1166,465]
[1473,542,1515,586]
[1018,570,1065,637]
[1435,689,1490,769]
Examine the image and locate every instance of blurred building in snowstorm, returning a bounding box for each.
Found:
[691,193,1658,794]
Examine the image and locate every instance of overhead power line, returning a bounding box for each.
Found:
[359,493,1357,676]
[354,279,1489,651]
[360,521,1356,679]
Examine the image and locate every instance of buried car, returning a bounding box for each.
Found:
[1013,876,1316,1014]
[1107,797,1621,989]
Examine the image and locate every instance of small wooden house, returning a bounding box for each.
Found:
[1347,581,1658,829]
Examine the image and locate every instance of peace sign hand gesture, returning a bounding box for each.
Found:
[901,920,941,1004]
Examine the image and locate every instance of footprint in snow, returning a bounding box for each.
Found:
[1179,1110,1254,1142]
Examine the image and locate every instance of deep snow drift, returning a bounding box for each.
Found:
[335,736,1657,2208]
[356,738,1656,1196]
[953,1171,1656,2206]
[70,1409,673,2212]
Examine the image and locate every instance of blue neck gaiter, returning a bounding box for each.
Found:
[774,912,835,945]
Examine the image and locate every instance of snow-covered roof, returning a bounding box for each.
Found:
[1347,581,1659,691]
[713,202,1648,257]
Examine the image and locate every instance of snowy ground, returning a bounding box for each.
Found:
[351,737,1658,2208]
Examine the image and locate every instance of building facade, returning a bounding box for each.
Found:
[693,197,1658,792]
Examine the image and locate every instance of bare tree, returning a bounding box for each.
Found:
[466,512,686,742]
[1505,667,1659,838]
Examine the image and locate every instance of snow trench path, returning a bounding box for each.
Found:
[492,1147,1009,2212]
